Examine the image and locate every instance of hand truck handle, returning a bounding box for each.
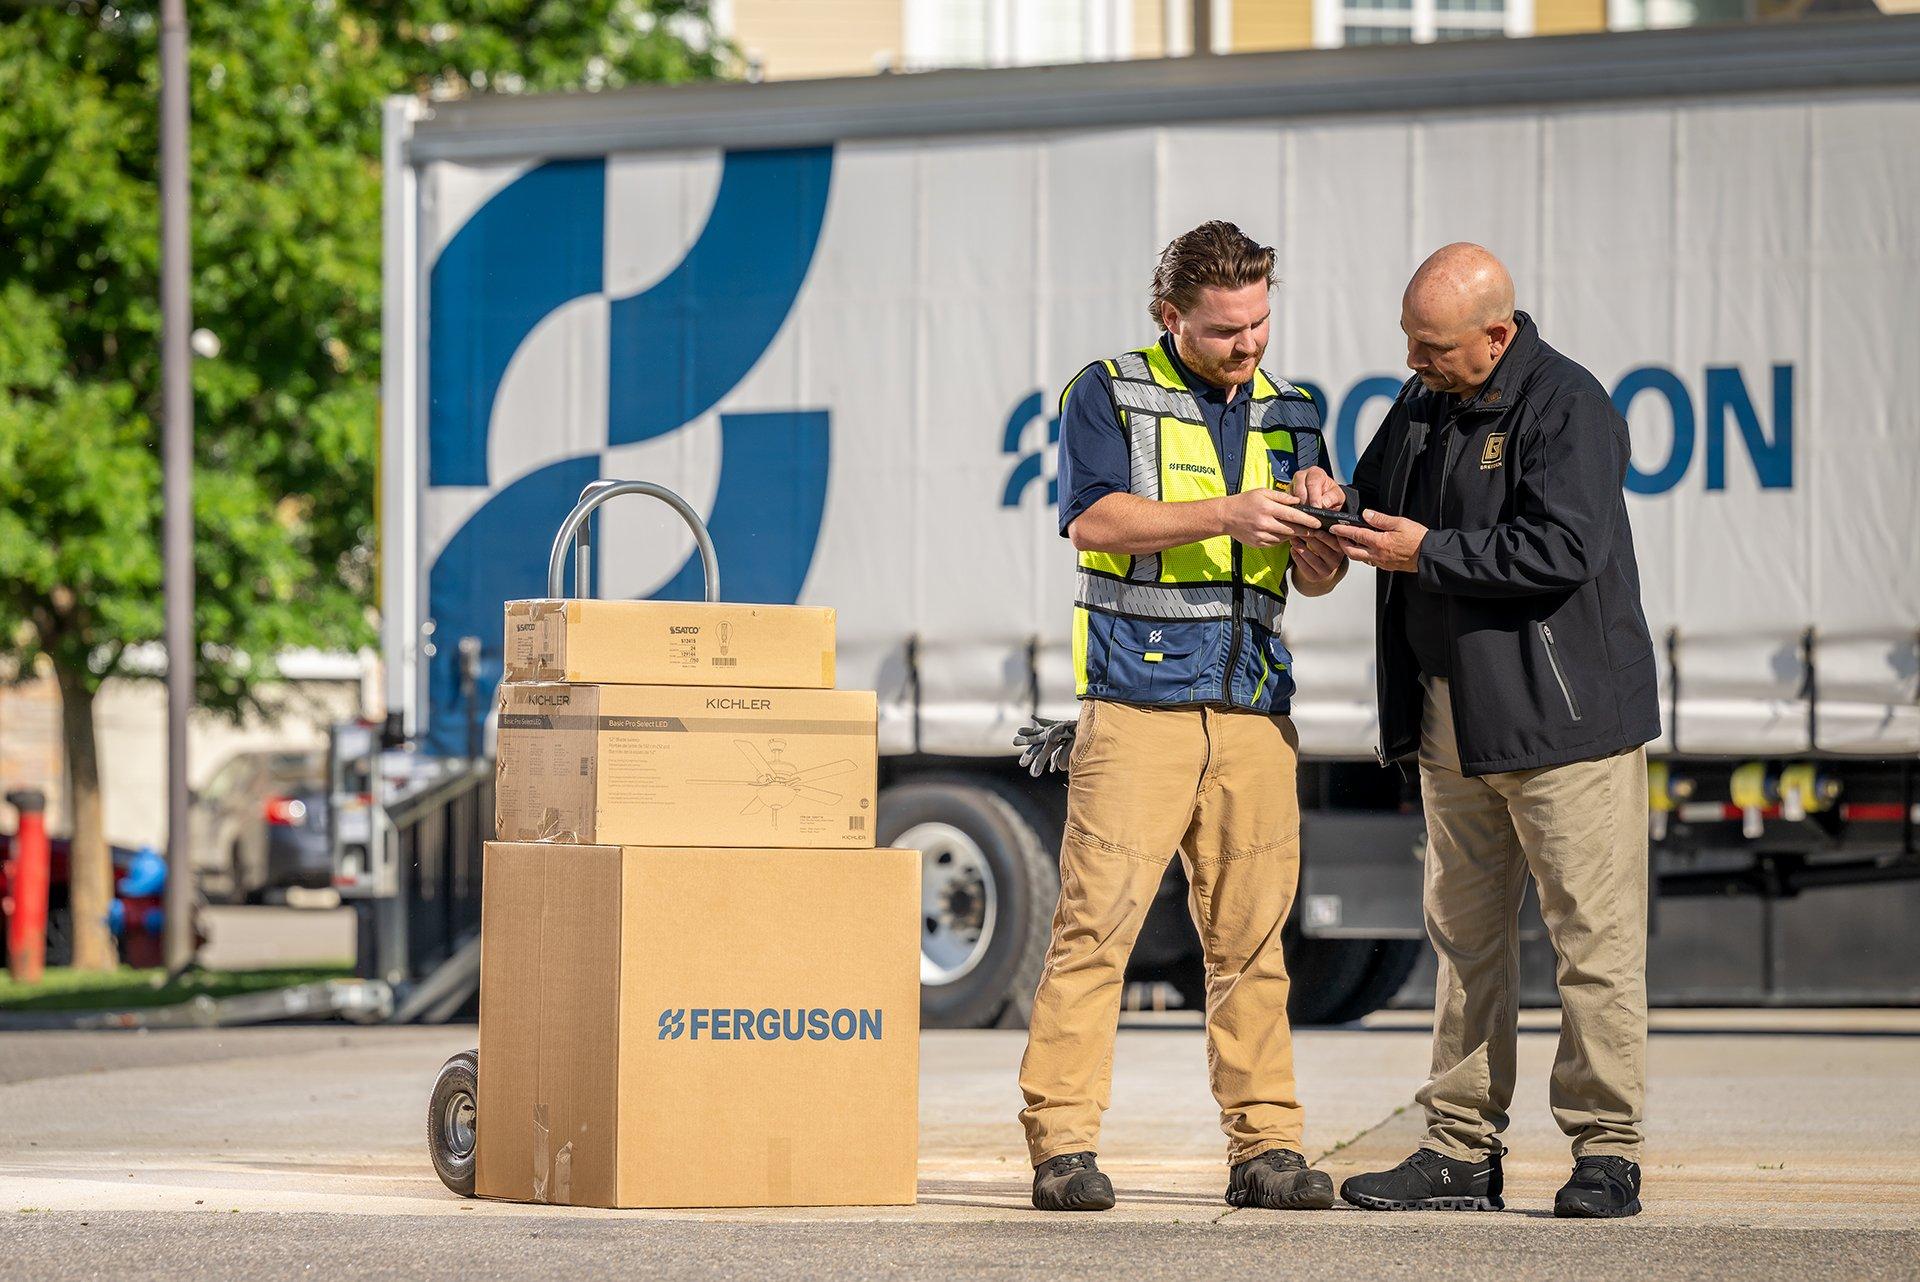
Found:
[546,480,721,602]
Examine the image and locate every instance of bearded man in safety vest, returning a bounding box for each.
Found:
[1017,221,1346,1213]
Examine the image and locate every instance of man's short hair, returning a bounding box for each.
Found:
[1149,221,1276,330]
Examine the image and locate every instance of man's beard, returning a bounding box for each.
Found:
[1184,344,1261,388]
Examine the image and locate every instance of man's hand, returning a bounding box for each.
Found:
[1217,488,1323,548]
[1332,510,1428,574]
[1291,465,1346,511]
[1288,528,1346,594]
[1285,466,1351,595]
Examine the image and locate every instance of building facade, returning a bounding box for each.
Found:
[714,0,1890,77]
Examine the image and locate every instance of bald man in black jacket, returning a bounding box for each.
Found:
[1297,244,1658,1219]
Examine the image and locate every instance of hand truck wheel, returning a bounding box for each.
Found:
[428,1048,479,1197]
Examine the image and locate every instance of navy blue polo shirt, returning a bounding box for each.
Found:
[1058,333,1320,535]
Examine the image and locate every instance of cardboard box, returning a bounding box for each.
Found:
[475,841,920,1208]
[503,599,835,689]
[494,683,878,848]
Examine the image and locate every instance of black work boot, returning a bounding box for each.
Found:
[1340,1146,1505,1211]
[1555,1155,1642,1218]
[1032,1151,1115,1212]
[1225,1149,1336,1210]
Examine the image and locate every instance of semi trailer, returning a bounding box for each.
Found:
[381,17,1920,1025]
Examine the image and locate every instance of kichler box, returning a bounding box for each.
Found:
[494,683,878,849]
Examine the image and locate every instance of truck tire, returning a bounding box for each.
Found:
[1335,938,1424,1023]
[428,1049,479,1198]
[879,774,1058,1030]
[1286,927,1425,1025]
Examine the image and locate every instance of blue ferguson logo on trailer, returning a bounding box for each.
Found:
[656,1007,885,1042]
[999,363,1796,509]
[421,147,837,756]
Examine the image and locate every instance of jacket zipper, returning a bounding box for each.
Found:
[1226,541,1245,699]
[1432,418,1472,753]
[1374,418,1429,762]
[1437,413,1460,658]
[1370,389,1423,762]
[1380,423,1426,611]
[1538,622,1583,722]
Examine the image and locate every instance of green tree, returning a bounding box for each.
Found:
[0,1,724,969]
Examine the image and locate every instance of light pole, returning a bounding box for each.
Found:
[160,0,196,973]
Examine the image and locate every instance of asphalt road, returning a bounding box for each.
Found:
[2,1012,1916,1279]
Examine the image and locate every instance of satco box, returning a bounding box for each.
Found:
[474,841,920,1209]
[494,683,878,849]
[503,599,836,689]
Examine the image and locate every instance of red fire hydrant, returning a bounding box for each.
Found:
[5,790,51,985]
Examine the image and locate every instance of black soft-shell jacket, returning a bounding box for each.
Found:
[1346,314,1661,776]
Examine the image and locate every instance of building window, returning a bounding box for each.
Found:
[903,0,1134,70]
[1315,0,1532,46]
[1608,0,1751,29]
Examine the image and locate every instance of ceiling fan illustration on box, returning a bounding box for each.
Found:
[692,739,857,824]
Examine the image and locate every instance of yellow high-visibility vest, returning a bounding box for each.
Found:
[1070,342,1324,713]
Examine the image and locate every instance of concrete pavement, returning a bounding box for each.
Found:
[1,1012,1916,1278]
[195,906,355,970]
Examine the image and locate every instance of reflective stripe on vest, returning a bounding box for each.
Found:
[1070,342,1313,709]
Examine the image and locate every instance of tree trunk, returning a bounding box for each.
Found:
[54,661,118,972]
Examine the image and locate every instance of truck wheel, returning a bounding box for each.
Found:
[879,775,1057,1030]
[1333,938,1424,1023]
[1286,927,1424,1025]
[428,1049,479,1197]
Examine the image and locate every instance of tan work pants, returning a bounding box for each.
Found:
[1018,699,1305,1167]
[1416,677,1649,1161]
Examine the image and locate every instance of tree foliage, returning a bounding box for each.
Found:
[0,0,723,708]
[0,1,725,966]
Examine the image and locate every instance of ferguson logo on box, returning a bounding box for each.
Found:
[656,1007,883,1042]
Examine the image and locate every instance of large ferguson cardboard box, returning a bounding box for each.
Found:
[503,599,835,688]
[494,684,878,848]
[474,841,920,1208]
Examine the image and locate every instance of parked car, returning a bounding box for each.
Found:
[0,833,145,969]
[190,749,330,904]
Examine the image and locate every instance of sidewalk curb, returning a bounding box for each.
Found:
[0,979,392,1032]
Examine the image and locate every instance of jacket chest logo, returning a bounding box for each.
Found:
[1480,431,1507,469]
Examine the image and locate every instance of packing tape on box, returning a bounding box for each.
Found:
[531,1104,574,1205]
[533,808,583,844]
[532,1104,550,1203]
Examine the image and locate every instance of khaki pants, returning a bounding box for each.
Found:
[1018,699,1305,1167]
[1416,677,1649,1161]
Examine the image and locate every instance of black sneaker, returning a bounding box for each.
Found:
[1555,1155,1642,1218]
[1225,1149,1336,1210]
[1032,1151,1115,1212]
[1340,1146,1505,1211]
